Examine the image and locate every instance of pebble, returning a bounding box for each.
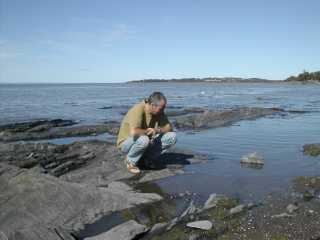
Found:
[186,220,213,230]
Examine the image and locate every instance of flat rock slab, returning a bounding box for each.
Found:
[173,107,284,130]
[0,119,77,132]
[0,140,208,186]
[186,220,213,230]
[0,122,119,142]
[84,220,148,240]
[0,164,161,240]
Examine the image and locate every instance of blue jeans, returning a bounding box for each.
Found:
[120,132,177,166]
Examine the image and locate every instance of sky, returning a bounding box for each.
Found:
[0,0,319,83]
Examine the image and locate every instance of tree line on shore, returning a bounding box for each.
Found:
[286,70,320,82]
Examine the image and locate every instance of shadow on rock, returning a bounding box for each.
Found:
[138,152,195,170]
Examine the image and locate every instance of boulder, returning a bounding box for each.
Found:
[240,152,264,165]
[303,143,320,156]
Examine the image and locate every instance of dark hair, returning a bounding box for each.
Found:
[144,92,167,106]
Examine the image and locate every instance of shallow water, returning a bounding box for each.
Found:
[158,112,320,202]
[1,82,320,202]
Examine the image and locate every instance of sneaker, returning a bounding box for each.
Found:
[125,157,140,174]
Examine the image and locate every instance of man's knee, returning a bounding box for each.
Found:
[162,131,177,146]
[136,135,150,148]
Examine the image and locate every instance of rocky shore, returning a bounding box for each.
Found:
[0,106,319,240]
[0,139,208,240]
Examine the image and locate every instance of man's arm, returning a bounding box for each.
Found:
[131,123,171,138]
[130,127,146,137]
[155,112,173,134]
[157,123,172,134]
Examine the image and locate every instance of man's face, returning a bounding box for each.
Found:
[150,99,166,115]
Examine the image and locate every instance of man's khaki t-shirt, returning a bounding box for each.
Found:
[116,101,171,148]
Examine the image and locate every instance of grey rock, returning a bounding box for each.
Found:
[229,204,246,215]
[166,200,197,231]
[148,222,168,236]
[240,152,264,165]
[0,119,76,132]
[166,217,179,231]
[138,168,184,183]
[180,200,197,218]
[0,141,208,186]
[0,164,161,240]
[0,121,119,142]
[0,139,209,240]
[203,193,226,210]
[84,220,148,240]
[186,220,213,230]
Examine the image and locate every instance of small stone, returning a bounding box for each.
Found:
[271,213,293,218]
[303,190,315,201]
[286,204,299,213]
[186,220,213,230]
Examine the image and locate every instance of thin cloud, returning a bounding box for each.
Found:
[40,23,136,56]
[70,17,104,24]
[106,24,134,42]
[0,42,22,60]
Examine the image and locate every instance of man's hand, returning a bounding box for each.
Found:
[146,128,157,137]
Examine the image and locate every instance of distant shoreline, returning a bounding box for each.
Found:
[127,78,283,84]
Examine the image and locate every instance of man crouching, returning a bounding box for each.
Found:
[116,92,177,174]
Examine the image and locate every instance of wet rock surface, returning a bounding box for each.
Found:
[0,121,119,142]
[173,107,284,130]
[0,119,77,132]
